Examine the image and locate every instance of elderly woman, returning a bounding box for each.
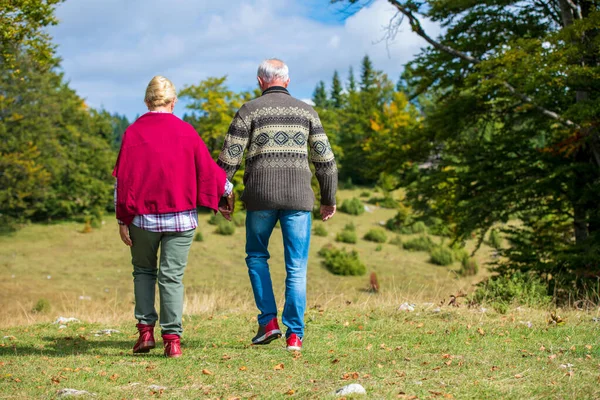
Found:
[113,76,234,358]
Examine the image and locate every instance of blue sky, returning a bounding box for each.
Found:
[49,0,439,119]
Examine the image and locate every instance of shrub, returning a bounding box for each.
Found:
[403,235,435,252]
[389,236,402,246]
[384,204,412,233]
[359,191,371,198]
[32,298,51,314]
[458,257,479,276]
[340,198,365,216]
[339,178,356,190]
[488,229,503,249]
[343,222,356,232]
[313,224,328,237]
[453,247,470,263]
[411,221,428,234]
[317,243,336,257]
[366,195,397,208]
[364,229,387,243]
[232,212,246,227]
[320,246,366,276]
[427,217,453,237]
[470,272,551,313]
[208,213,226,225]
[215,221,235,235]
[336,229,357,244]
[429,246,455,266]
[194,232,203,242]
[375,245,383,252]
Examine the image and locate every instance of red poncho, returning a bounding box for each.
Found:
[113,113,226,226]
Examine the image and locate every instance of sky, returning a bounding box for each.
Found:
[49,0,440,119]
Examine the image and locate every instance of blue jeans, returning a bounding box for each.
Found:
[245,210,312,338]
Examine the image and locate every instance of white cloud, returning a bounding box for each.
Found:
[50,0,440,118]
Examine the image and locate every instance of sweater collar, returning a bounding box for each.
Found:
[262,86,290,96]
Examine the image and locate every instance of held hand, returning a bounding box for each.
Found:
[320,204,336,222]
[119,224,133,247]
[218,192,235,221]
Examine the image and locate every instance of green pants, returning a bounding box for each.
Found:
[129,224,194,336]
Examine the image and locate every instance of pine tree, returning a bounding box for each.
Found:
[347,66,357,94]
[330,70,344,109]
[312,80,328,108]
[360,55,376,92]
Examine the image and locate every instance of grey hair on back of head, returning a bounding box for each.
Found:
[257,59,289,83]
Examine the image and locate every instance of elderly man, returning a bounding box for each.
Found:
[217,58,337,351]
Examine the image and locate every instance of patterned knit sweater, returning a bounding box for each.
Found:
[217,86,337,211]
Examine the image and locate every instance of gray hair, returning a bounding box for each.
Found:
[257,58,289,83]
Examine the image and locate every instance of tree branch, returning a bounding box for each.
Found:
[387,0,581,130]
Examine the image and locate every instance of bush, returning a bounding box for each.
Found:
[359,191,371,198]
[313,224,328,237]
[375,244,383,252]
[426,217,453,237]
[458,257,479,276]
[411,221,428,234]
[194,232,203,242]
[336,229,357,244]
[364,229,387,243]
[319,246,366,276]
[488,229,503,249]
[340,198,365,216]
[343,222,356,231]
[215,221,235,235]
[232,212,246,227]
[453,247,470,263]
[384,204,412,233]
[32,298,51,314]
[470,272,551,313]
[389,236,402,246]
[208,213,227,225]
[429,246,455,266]
[402,235,435,252]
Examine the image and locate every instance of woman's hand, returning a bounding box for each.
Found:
[119,224,133,246]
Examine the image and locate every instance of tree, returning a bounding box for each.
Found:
[330,70,344,108]
[347,66,357,94]
[312,80,329,108]
[359,55,376,92]
[179,76,244,156]
[333,0,600,296]
[1,1,116,228]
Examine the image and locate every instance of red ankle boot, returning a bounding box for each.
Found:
[162,334,182,358]
[133,323,156,354]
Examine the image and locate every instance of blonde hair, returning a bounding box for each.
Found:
[144,76,177,109]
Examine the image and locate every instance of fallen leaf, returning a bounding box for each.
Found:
[239,366,247,371]
[491,366,499,371]
[285,389,295,395]
[366,344,373,350]
[444,360,452,366]
[109,374,119,381]
[202,369,213,375]
[274,363,284,371]
[332,359,340,364]
[548,354,557,360]
[477,328,485,336]
[514,374,523,379]
[351,372,359,379]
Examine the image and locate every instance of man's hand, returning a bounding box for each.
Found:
[119,224,132,246]
[218,192,235,221]
[320,204,336,222]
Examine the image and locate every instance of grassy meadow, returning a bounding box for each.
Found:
[1,189,599,399]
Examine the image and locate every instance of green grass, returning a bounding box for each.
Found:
[0,189,599,397]
[1,307,599,398]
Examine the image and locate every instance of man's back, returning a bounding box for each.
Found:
[217,86,337,211]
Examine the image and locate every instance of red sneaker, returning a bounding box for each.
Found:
[133,323,155,354]
[286,334,303,351]
[162,334,182,358]
[251,317,282,345]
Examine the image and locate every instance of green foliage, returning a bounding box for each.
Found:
[232,212,246,228]
[384,204,412,233]
[453,247,470,264]
[208,213,225,225]
[313,224,328,237]
[375,244,383,252]
[194,232,203,242]
[343,222,356,231]
[488,229,503,249]
[318,245,366,276]
[359,191,371,198]
[0,2,117,227]
[336,229,357,244]
[363,229,387,243]
[389,235,402,246]
[429,246,455,266]
[470,272,552,314]
[402,236,435,252]
[340,198,364,216]
[215,221,235,236]
[312,81,328,108]
[31,298,51,314]
[458,258,479,277]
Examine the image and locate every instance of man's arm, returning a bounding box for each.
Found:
[308,112,338,221]
[217,110,250,181]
